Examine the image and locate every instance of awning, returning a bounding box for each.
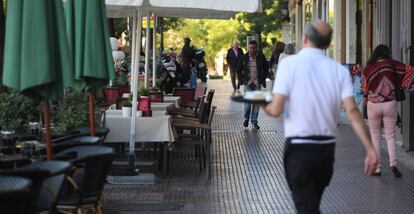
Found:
[104,0,262,18]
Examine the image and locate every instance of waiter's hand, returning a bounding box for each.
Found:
[364,148,378,176]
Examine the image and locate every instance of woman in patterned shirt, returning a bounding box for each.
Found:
[362,44,412,178]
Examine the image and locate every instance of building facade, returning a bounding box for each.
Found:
[288,0,414,150]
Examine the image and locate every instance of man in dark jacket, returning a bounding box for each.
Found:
[238,40,269,129]
[226,40,244,91]
[181,37,195,84]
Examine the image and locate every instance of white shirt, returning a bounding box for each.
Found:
[272,48,353,143]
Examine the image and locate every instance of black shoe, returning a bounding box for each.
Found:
[253,124,260,129]
[373,172,381,177]
[243,120,249,128]
[391,166,402,178]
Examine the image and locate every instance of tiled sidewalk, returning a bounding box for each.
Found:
[104,80,414,214]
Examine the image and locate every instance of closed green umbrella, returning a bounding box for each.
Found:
[65,0,115,136]
[2,0,74,160]
[0,0,5,81]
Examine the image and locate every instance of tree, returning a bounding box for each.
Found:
[163,19,241,68]
[236,0,289,56]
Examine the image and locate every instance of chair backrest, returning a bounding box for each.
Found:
[197,102,210,124]
[207,106,217,127]
[103,87,120,105]
[206,89,215,104]
[68,127,109,142]
[194,86,207,101]
[173,87,195,102]
[193,96,204,117]
[0,168,51,212]
[19,161,72,213]
[54,146,115,205]
[0,175,33,214]
[150,92,164,102]
[58,136,100,145]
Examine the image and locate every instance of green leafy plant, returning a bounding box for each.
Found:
[150,86,160,92]
[0,90,37,133]
[155,79,162,88]
[53,88,89,134]
[139,86,149,96]
[123,94,132,107]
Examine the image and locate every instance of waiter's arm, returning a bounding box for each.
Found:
[263,94,286,117]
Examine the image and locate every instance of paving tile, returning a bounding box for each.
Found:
[105,80,414,214]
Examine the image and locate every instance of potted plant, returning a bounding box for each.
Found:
[139,86,149,97]
[138,86,151,117]
[122,94,132,117]
[150,86,160,92]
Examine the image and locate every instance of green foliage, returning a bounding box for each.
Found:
[164,19,241,66]
[113,18,129,39]
[150,86,160,92]
[236,0,289,51]
[138,86,149,96]
[0,90,37,133]
[155,79,162,88]
[123,94,132,107]
[161,18,183,32]
[53,88,89,134]
[2,0,7,15]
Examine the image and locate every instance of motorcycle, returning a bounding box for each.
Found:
[193,48,208,83]
[156,51,181,93]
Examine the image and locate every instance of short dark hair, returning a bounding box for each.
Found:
[248,40,257,46]
[304,24,332,49]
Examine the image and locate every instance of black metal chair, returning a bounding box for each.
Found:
[40,136,101,156]
[18,161,72,213]
[0,175,33,214]
[0,166,50,213]
[67,127,110,143]
[54,146,115,214]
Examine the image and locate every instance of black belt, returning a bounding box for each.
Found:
[286,135,335,142]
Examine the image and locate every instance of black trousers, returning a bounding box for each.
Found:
[229,66,239,90]
[284,140,335,214]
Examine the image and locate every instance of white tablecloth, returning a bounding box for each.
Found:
[109,102,174,111]
[104,110,175,143]
[163,96,181,108]
[151,102,175,111]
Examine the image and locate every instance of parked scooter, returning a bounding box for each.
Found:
[193,48,208,83]
[157,50,181,93]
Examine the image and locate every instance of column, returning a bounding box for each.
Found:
[296,2,303,50]
[346,0,357,64]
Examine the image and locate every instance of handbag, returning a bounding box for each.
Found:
[395,86,406,101]
[392,64,406,101]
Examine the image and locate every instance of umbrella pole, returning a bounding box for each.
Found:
[42,101,53,160]
[89,92,96,136]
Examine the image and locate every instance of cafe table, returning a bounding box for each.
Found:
[104,109,176,174]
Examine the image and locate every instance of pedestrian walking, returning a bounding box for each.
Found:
[181,37,195,84]
[238,40,269,129]
[263,20,378,213]
[226,40,244,91]
[278,43,295,63]
[269,41,285,74]
[362,44,411,178]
